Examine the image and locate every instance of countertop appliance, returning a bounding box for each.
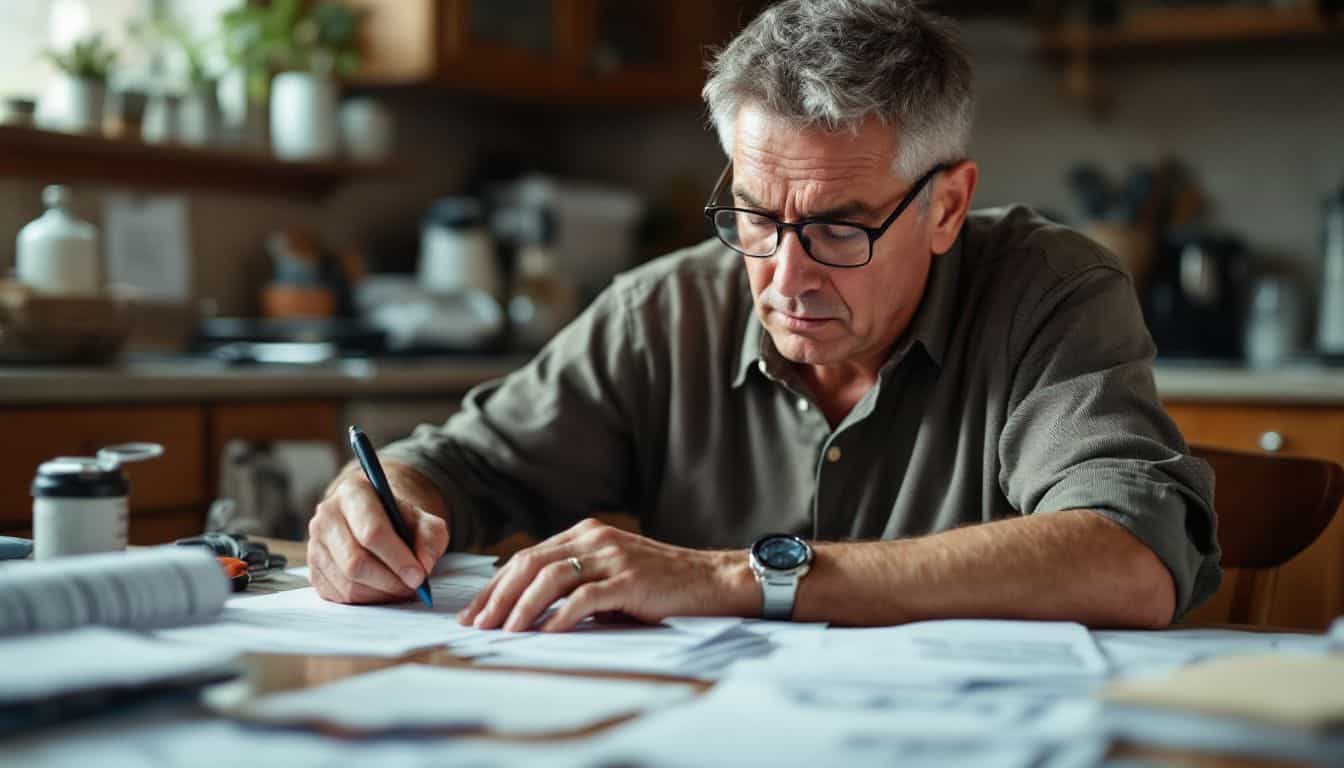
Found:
[1142,230,1249,360]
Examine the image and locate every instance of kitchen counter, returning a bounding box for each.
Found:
[1154,363,1344,405]
[0,356,530,404]
[1,357,1342,406]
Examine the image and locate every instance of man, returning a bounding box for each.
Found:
[308,0,1220,632]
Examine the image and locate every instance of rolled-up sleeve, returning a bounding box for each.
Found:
[379,280,650,552]
[998,257,1221,621]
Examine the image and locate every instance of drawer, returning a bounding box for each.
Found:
[1163,403,1344,460]
[0,405,206,528]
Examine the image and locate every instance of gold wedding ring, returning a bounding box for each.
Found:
[566,556,583,578]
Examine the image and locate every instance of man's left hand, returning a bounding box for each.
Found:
[457,518,757,632]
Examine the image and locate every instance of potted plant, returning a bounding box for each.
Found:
[132,16,221,146]
[255,0,367,161]
[38,35,118,134]
[219,0,299,150]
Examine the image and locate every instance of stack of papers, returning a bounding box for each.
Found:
[0,547,229,636]
[1,627,238,704]
[155,553,500,656]
[1094,628,1329,680]
[469,616,776,679]
[234,663,697,735]
[730,620,1110,689]
[0,626,239,733]
[1105,652,1344,731]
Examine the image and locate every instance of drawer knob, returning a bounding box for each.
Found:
[1258,431,1285,453]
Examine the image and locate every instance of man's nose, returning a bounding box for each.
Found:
[772,228,823,296]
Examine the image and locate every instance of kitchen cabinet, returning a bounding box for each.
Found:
[0,401,349,545]
[353,0,761,104]
[1166,401,1344,630]
[0,405,207,543]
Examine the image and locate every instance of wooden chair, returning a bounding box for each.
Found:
[1183,445,1344,627]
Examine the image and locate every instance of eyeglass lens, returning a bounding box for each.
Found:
[712,209,870,267]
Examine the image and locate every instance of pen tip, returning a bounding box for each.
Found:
[416,585,433,608]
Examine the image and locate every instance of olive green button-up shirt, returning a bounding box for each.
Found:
[382,205,1221,619]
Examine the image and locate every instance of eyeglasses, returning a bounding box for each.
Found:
[703,161,948,268]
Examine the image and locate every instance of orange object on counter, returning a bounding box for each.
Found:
[217,556,251,591]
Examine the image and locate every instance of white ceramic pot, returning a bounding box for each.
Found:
[270,72,339,161]
[338,97,394,162]
[37,75,105,134]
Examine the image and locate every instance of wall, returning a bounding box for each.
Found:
[3,19,1341,317]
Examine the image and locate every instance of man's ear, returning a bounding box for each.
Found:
[929,160,978,255]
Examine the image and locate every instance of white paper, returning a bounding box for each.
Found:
[155,570,498,656]
[283,551,499,585]
[1094,628,1330,680]
[6,707,606,768]
[730,620,1109,689]
[0,626,237,704]
[103,193,191,301]
[472,616,773,678]
[588,676,1101,768]
[239,663,696,735]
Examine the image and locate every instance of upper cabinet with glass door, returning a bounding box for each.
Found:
[351,0,767,104]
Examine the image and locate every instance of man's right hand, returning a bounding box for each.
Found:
[307,460,450,604]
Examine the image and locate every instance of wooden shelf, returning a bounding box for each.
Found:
[0,125,394,199]
[1042,5,1339,55]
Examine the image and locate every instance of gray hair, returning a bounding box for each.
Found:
[702,0,974,182]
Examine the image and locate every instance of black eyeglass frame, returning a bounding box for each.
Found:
[702,160,950,268]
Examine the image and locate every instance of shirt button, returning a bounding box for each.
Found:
[826,446,842,463]
[796,399,810,413]
[757,360,768,375]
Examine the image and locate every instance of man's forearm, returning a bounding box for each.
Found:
[787,510,1176,629]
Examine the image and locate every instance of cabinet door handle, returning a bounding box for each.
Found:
[1258,431,1285,453]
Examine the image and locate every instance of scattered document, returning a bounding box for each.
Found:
[284,552,499,584]
[471,616,774,679]
[6,705,610,768]
[1094,628,1329,680]
[588,676,1102,768]
[0,626,238,705]
[235,663,697,735]
[1105,652,1344,731]
[729,620,1109,688]
[1103,703,1344,767]
[155,569,495,656]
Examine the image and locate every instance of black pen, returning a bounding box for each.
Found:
[348,425,433,607]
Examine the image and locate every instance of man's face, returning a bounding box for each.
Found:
[731,105,936,369]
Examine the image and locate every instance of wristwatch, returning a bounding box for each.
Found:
[748,533,814,621]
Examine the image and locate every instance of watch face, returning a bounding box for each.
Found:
[754,535,809,570]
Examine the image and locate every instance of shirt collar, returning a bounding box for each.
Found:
[731,231,964,389]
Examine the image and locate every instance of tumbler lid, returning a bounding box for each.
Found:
[32,457,128,498]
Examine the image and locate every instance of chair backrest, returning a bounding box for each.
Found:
[1186,445,1344,627]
